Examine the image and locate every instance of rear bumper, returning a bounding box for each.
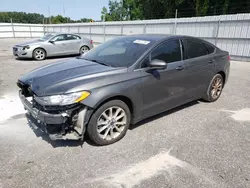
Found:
[225,62,230,84]
[19,91,88,140]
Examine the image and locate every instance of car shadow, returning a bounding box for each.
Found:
[129,100,199,130]
[25,100,200,148]
[15,54,80,61]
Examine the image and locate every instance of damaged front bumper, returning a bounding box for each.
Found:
[19,91,88,141]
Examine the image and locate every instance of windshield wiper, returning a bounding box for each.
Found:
[82,58,111,67]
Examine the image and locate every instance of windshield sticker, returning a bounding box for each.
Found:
[133,40,151,45]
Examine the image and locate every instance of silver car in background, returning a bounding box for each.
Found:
[13,33,94,60]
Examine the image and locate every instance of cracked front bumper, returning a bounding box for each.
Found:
[19,92,66,124]
[19,91,88,140]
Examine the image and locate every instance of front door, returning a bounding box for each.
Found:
[46,34,67,56]
[140,39,189,118]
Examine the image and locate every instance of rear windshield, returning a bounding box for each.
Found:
[80,36,155,68]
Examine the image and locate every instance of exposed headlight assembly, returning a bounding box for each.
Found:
[34,91,90,106]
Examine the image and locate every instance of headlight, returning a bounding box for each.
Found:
[34,91,90,106]
[23,45,30,50]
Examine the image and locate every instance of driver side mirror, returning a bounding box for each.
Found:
[49,40,55,44]
[148,59,167,70]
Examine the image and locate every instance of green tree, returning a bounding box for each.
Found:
[101,0,250,21]
[101,0,143,21]
[51,15,68,24]
[101,7,108,21]
[79,18,93,22]
[0,11,94,24]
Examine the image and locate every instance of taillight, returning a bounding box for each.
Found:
[228,55,230,61]
[90,40,93,44]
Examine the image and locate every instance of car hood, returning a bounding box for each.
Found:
[15,40,43,47]
[18,58,127,96]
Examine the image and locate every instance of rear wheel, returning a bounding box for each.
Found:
[33,48,46,60]
[79,46,90,55]
[87,100,131,145]
[203,74,224,102]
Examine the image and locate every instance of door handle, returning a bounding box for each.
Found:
[176,66,184,70]
[208,60,215,64]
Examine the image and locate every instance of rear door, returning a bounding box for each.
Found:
[63,34,81,54]
[182,38,216,98]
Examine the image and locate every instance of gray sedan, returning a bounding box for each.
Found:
[13,33,94,60]
[18,34,230,145]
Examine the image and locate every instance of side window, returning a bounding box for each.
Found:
[204,43,215,54]
[184,39,208,59]
[151,39,181,63]
[66,34,80,40]
[52,34,66,42]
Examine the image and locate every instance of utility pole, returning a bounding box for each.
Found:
[174,9,178,34]
[48,6,51,24]
[10,18,15,38]
[63,5,69,23]
[63,5,65,17]
[42,18,45,35]
[120,0,123,21]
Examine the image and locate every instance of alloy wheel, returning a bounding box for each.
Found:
[211,77,223,99]
[80,46,89,54]
[97,106,127,141]
[34,49,45,60]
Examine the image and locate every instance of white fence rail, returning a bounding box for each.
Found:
[1,13,250,61]
[0,23,44,38]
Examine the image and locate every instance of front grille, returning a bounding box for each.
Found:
[13,47,18,51]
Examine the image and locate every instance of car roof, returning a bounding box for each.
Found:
[123,34,204,42]
[45,33,203,41]
[126,34,171,41]
[45,32,80,36]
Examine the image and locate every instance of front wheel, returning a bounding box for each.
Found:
[87,100,131,145]
[33,48,46,60]
[203,74,224,102]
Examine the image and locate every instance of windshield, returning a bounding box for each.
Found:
[80,36,155,68]
[39,34,54,41]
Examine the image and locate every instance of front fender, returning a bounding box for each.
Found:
[80,78,143,122]
[29,45,45,54]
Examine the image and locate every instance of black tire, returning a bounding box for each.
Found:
[87,100,131,146]
[33,48,46,61]
[203,74,224,102]
[79,45,90,54]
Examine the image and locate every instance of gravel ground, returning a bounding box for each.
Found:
[0,38,250,188]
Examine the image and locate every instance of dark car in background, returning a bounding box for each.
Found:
[17,34,230,145]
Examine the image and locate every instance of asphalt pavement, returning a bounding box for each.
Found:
[0,39,250,188]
